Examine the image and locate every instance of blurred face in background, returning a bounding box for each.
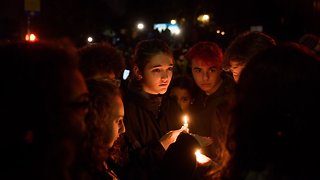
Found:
[191,58,222,95]
[229,60,246,83]
[170,87,191,112]
[141,53,174,94]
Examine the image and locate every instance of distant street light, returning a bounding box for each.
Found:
[197,14,210,23]
[25,33,37,42]
[87,36,93,43]
[137,23,144,30]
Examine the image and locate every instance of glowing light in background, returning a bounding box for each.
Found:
[197,14,210,23]
[25,33,37,42]
[87,36,93,43]
[137,23,144,30]
[153,23,181,35]
[123,69,130,80]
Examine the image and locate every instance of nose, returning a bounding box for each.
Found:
[161,70,170,81]
[119,120,126,134]
[231,66,239,74]
[203,71,209,81]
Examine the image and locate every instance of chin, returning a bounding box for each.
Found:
[200,86,211,92]
[157,91,166,95]
[158,88,168,94]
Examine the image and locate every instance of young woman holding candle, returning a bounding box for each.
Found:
[119,39,185,179]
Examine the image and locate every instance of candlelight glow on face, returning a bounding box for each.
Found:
[195,149,211,164]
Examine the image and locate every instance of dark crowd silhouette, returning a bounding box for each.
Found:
[1,27,319,180]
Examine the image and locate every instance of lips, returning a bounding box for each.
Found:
[201,83,210,87]
[159,83,168,87]
[233,74,239,79]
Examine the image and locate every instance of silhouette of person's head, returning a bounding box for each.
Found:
[222,43,320,180]
[0,40,89,180]
[160,133,200,180]
[222,31,276,82]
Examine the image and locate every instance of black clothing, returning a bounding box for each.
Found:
[159,132,200,180]
[189,73,236,165]
[120,86,183,179]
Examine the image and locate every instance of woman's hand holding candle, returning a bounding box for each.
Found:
[160,128,184,150]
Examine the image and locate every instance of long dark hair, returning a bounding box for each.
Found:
[126,39,173,92]
[82,79,121,173]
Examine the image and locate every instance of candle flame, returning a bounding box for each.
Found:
[183,115,188,127]
[195,149,211,164]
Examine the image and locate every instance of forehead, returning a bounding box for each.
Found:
[146,53,173,68]
[171,87,191,97]
[230,59,245,66]
[192,58,218,68]
[111,95,124,116]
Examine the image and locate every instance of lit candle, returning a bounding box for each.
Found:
[181,115,189,133]
[195,149,211,164]
[183,115,188,128]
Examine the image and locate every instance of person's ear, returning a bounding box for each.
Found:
[133,65,143,80]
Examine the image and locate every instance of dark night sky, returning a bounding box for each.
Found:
[1,0,319,44]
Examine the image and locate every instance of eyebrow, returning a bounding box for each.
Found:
[193,65,218,69]
[68,94,90,108]
[151,63,174,68]
[230,62,243,66]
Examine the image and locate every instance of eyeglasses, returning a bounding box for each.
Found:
[86,77,121,87]
[101,78,121,87]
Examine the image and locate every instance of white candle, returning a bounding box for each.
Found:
[183,115,188,128]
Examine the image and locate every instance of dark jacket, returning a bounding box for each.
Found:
[120,86,183,180]
[189,73,236,166]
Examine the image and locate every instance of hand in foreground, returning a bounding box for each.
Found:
[160,128,184,150]
[194,151,222,180]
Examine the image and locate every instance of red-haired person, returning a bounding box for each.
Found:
[186,41,236,177]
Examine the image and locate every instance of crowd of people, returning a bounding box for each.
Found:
[1,30,319,180]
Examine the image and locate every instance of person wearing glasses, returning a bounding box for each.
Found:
[0,40,89,180]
